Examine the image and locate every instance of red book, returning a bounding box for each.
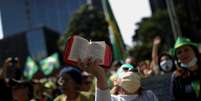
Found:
[63,35,112,68]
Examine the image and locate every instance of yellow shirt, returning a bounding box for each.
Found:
[53,94,66,101]
[54,93,93,101]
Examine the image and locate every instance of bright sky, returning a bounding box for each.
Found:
[0,10,3,39]
[109,0,151,47]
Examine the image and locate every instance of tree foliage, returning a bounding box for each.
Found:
[130,10,174,60]
[130,1,201,61]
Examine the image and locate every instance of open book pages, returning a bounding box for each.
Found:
[68,36,105,64]
[86,41,106,64]
[64,35,112,68]
[68,36,89,61]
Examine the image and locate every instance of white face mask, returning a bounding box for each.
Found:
[180,57,198,68]
[118,72,141,94]
[160,60,173,72]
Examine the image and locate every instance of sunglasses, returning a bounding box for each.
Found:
[122,67,138,72]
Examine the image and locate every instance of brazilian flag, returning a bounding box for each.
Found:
[39,53,60,76]
[102,0,128,61]
[23,57,39,80]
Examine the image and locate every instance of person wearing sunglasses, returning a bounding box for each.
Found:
[77,58,158,101]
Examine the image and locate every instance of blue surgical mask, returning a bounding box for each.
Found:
[180,57,198,68]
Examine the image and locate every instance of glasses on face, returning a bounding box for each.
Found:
[122,68,129,71]
[122,67,138,72]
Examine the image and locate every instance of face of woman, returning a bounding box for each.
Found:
[81,76,93,91]
[62,74,78,93]
[160,55,173,72]
[176,45,196,64]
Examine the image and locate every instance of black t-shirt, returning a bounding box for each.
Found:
[0,79,13,101]
[172,71,201,101]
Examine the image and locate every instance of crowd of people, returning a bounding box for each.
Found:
[0,36,201,101]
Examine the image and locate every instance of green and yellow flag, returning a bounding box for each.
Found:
[23,56,39,80]
[102,0,128,61]
[39,53,60,76]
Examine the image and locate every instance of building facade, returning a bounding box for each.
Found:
[0,26,60,66]
[0,0,87,63]
[0,0,87,36]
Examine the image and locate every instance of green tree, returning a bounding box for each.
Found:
[58,4,110,52]
[130,2,201,60]
[130,10,174,60]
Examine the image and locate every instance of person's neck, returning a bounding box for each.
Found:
[127,90,140,95]
[189,64,199,72]
[65,91,79,101]
[119,88,140,95]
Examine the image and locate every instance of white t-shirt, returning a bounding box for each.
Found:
[95,88,159,101]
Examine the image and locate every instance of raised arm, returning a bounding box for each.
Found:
[77,58,111,101]
[150,36,161,75]
[0,58,11,80]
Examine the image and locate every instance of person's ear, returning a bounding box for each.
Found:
[57,77,64,86]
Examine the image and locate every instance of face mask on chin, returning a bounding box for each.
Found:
[180,57,198,69]
[160,60,173,72]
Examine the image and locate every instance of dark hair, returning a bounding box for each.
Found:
[112,60,122,67]
[190,45,201,72]
[6,57,22,80]
[11,57,18,63]
[59,67,82,85]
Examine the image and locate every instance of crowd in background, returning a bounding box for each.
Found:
[0,36,201,101]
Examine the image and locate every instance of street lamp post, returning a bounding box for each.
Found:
[165,0,182,40]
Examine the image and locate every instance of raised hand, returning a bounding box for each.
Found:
[77,58,103,77]
[77,58,108,90]
[153,36,161,45]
